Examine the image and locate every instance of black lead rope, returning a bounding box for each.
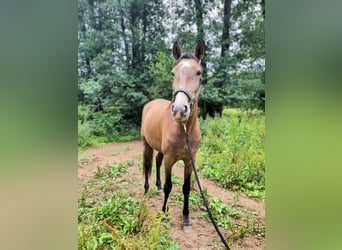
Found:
[182,123,231,250]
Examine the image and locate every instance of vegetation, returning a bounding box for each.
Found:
[78,162,179,249]
[78,192,178,249]
[78,0,265,146]
[197,108,265,199]
[78,105,140,148]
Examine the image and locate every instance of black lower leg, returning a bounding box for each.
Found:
[183,174,191,225]
[156,152,163,190]
[144,170,149,194]
[162,173,172,212]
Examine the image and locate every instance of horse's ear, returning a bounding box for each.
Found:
[194,40,205,62]
[173,42,182,61]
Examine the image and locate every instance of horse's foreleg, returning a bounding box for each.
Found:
[155,152,163,191]
[183,162,193,228]
[162,157,174,213]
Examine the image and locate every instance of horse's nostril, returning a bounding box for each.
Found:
[184,105,188,113]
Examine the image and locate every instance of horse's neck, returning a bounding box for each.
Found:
[186,101,199,133]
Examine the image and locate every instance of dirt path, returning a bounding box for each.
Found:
[78,141,265,249]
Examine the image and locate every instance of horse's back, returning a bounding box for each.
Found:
[141,99,171,151]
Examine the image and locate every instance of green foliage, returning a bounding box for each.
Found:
[78,163,179,250]
[203,195,264,242]
[232,0,265,62]
[78,0,265,142]
[171,189,209,211]
[148,52,174,100]
[78,105,140,148]
[206,196,242,231]
[95,163,127,179]
[78,191,178,250]
[197,108,265,198]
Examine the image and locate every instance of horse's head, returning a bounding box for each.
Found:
[171,41,204,123]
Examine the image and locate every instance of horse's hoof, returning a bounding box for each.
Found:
[157,189,163,195]
[183,224,192,233]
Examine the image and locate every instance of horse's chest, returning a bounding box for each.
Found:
[164,134,200,158]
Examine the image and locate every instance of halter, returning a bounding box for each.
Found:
[172,88,196,102]
[172,87,199,116]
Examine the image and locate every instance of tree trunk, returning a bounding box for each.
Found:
[130,1,140,69]
[221,0,232,57]
[118,0,129,63]
[141,4,148,64]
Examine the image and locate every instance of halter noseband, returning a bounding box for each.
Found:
[172,87,199,116]
[172,88,196,103]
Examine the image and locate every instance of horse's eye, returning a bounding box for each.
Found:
[171,72,175,77]
[196,71,202,76]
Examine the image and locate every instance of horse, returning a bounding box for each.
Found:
[141,41,204,232]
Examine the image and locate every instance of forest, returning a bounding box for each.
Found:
[78,0,265,146]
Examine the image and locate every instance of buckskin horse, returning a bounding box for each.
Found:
[141,41,204,232]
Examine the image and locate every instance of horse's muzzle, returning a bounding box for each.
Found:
[171,103,189,122]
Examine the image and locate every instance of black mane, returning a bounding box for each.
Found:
[178,53,199,63]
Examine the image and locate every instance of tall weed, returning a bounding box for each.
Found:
[78,191,178,249]
[198,109,265,198]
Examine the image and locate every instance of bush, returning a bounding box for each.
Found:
[198,109,265,198]
[78,105,140,148]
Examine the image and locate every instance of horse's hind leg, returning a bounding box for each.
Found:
[143,139,153,194]
[155,152,163,191]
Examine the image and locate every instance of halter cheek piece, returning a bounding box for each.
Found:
[172,88,198,115]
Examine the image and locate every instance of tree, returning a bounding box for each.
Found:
[77,0,265,141]
[221,0,232,58]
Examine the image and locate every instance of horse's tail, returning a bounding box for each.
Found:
[142,138,153,177]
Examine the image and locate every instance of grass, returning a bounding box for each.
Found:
[78,152,98,166]
[197,108,265,199]
[203,195,264,243]
[78,162,178,250]
[78,192,178,249]
[170,188,209,211]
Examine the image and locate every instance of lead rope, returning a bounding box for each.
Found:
[182,123,231,250]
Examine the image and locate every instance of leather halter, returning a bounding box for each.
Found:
[172,87,199,116]
[172,88,196,102]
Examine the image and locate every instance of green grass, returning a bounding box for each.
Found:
[170,188,209,211]
[203,195,264,243]
[78,192,178,250]
[78,162,178,250]
[197,108,265,199]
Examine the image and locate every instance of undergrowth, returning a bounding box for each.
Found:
[78,192,177,250]
[78,105,140,149]
[78,162,178,249]
[198,108,265,199]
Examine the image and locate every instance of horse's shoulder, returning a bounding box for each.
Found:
[147,99,171,106]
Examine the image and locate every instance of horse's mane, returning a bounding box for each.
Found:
[177,53,199,63]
